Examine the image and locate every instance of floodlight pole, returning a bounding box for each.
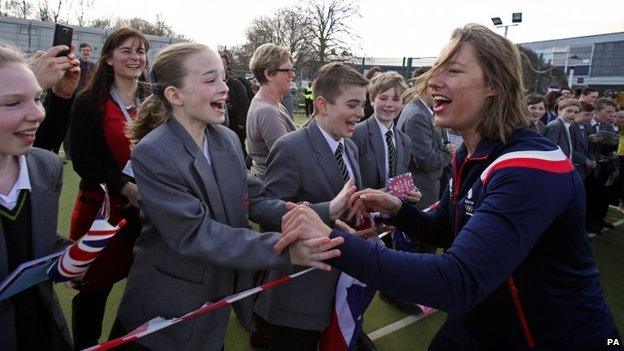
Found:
[492,13,522,38]
[496,23,519,38]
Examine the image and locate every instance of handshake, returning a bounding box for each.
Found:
[275,179,421,271]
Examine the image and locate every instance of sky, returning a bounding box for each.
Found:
[91,0,624,59]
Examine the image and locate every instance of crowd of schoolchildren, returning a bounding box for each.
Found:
[0,23,621,351]
[526,88,624,234]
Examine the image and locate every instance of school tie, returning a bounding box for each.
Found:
[335,143,350,184]
[386,130,397,178]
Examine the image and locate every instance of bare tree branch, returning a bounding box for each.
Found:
[304,0,360,64]
[5,0,34,18]
[74,0,93,26]
[244,7,312,67]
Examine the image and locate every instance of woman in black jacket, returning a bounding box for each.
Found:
[68,27,149,350]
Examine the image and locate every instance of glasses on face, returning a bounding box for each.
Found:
[274,68,295,74]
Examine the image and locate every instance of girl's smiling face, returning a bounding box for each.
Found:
[0,63,45,157]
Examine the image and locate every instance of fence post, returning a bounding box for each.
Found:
[28,21,32,53]
[402,57,406,77]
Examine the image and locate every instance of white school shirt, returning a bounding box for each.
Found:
[0,155,31,211]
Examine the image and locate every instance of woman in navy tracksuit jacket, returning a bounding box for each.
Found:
[278,24,620,350]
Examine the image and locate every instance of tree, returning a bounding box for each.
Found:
[5,0,34,18]
[219,43,256,75]
[277,7,313,66]
[38,0,66,23]
[74,0,93,26]
[90,17,111,29]
[244,7,311,66]
[153,13,172,37]
[304,0,360,64]
[86,15,186,40]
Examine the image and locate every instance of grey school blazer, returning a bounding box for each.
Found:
[116,118,291,351]
[351,116,412,189]
[396,99,451,209]
[545,117,573,158]
[0,148,72,351]
[254,120,362,331]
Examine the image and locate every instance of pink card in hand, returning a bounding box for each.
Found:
[388,172,414,199]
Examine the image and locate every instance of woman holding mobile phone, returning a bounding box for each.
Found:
[68,27,149,349]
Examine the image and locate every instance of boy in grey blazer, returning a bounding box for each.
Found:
[254,62,368,350]
[352,72,413,191]
[350,71,420,350]
[544,99,582,159]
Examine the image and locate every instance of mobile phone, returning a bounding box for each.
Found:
[53,23,73,57]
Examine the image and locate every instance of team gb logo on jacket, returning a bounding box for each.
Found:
[465,188,475,216]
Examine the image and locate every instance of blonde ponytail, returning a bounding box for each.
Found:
[126,94,169,145]
[124,42,211,145]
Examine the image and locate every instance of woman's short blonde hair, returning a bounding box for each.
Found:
[249,43,292,85]
[414,23,530,142]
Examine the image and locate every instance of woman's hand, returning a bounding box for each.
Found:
[346,188,402,223]
[404,188,422,203]
[121,182,140,207]
[335,218,393,240]
[289,236,343,271]
[29,45,80,97]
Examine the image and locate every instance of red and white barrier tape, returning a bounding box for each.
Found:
[84,267,315,350]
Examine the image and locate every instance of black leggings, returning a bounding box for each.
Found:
[71,287,112,350]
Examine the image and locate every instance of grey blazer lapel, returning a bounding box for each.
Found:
[307,121,343,194]
[27,154,58,259]
[395,129,409,176]
[344,139,362,189]
[206,125,243,224]
[557,118,571,156]
[367,117,386,184]
[168,118,227,222]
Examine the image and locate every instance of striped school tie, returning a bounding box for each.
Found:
[386,130,397,178]
[335,143,350,184]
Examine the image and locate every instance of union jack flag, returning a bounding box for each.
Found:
[48,185,123,282]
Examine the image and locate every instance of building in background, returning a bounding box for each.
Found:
[520,32,624,91]
[0,15,183,62]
